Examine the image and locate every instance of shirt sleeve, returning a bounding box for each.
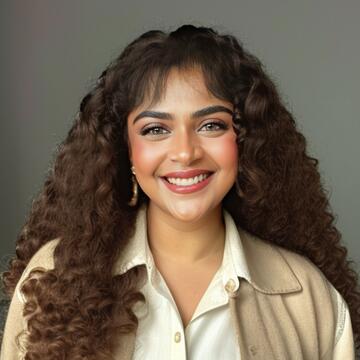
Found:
[332,287,355,360]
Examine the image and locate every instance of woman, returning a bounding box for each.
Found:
[1,24,359,359]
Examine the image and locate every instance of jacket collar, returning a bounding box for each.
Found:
[236,227,302,294]
[113,203,302,295]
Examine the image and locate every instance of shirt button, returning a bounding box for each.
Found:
[225,278,236,293]
[174,331,181,343]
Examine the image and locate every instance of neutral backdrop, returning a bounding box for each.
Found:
[1,1,359,277]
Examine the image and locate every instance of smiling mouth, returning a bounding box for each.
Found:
[159,171,214,194]
[161,172,213,186]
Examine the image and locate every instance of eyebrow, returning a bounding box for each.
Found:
[132,105,234,124]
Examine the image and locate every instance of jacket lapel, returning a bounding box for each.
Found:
[228,286,276,359]
[238,227,302,294]
[226,227,303,359]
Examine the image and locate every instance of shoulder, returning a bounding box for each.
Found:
[274,241,354,357]
[247,228,334,282]
[0,238,61,359]
[276,243,341,305]
[239,227,336,299]
[16,238,60,303]
[24,238,60,272]
[275,242,341,302]
[238,229,354,358]
[275,242,330,284]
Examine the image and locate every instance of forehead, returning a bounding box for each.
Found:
[128,67,230,119]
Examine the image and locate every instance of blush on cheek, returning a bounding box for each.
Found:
[226,132,238,153]
[130,140,145,160]
[222,141,238,166]
[130,139,164,175]
[210,134,238,167]
[131,141,147,164]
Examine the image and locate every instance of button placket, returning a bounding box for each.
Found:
[170,317,187,359]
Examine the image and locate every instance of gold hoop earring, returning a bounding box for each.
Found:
[128,165,138,206]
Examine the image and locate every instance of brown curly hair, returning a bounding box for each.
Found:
[1,24,359,358]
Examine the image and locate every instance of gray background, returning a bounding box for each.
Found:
[1,0,359,275]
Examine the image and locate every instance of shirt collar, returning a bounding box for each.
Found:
[113,203,302,295]
[113,203,155,279]
[113,203,250,281]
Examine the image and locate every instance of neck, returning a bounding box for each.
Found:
[146,202,225,266]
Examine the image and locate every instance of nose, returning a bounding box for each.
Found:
[168,128,203,165]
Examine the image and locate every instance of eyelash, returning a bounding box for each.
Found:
[140,121,228,136]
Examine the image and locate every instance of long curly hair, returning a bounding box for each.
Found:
[1,24,359,358]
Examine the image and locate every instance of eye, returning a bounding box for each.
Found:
[199,121,228,132]
[140,125,169,136]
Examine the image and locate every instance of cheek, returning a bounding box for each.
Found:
[130,137,163,174]
[208,133,238,170]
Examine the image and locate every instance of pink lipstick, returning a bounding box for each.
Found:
[160,171,214,194]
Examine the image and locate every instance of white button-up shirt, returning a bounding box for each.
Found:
[112,205,355,359]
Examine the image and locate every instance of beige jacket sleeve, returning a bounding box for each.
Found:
[332,286,355,360]
[0,239,59,360]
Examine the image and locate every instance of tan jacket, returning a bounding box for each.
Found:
[0,227,355,359]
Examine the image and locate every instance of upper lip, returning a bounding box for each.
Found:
[162,169,213,179]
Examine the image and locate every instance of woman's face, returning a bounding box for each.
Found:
[127,67,238,222]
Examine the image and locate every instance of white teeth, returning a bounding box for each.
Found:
[166,173,210,186]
